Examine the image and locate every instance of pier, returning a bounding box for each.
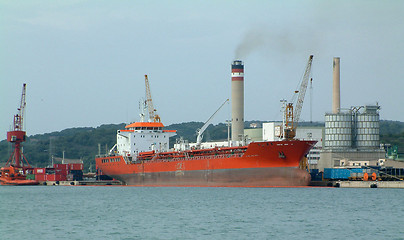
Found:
[311,180,404,188]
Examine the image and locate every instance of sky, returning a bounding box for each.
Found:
[1,0,403,139]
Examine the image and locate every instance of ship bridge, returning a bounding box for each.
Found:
[116,122,176,158]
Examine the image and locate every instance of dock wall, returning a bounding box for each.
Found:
[338,181,404,188]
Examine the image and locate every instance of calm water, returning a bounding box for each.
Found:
[0,186,403,240]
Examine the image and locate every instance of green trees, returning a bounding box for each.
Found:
[380,121,404,153]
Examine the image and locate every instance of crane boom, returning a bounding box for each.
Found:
[144,75,154,121]
[14,83,27,131]
[293,55,313,125]
[196,99,229,147]
[144,75,160,122]
[283,55,313,140]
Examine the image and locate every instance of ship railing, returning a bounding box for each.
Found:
[145,153,245,163]
[123,156,130,164]
[96,153,113,158]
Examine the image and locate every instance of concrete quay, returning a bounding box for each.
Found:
[336,181,404,188]
[39,180,122,186]
[40,181,79,186]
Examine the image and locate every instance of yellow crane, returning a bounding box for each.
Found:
[283,55,313,139]
[144,75,161,122]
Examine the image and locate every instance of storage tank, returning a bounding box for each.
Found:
[354,105,380,149]
[324,113,352,149]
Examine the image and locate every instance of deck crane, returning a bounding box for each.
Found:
[196,99,229,148]
[144,75,161,122]
[283,55,313,140]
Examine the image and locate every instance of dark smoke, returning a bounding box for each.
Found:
[235,29,268,59]
[234,28,306,59]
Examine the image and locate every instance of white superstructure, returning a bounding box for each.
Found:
[116,122,176,158]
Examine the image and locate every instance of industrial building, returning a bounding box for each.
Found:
[317,57,385,171]
[183,56,387,174]
[245,57,387,172]
[319,105,385,171]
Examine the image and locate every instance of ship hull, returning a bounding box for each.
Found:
[96,140,315,187]
[111,167,310,187]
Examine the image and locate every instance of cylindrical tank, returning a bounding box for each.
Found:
[324,113,352,149]
[355,107,380,149]
[231,60,244,142]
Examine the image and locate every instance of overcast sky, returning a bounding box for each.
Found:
[1,0,403,139]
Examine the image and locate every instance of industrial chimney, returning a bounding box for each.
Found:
[231,60,244,142]
[332,57,340,113]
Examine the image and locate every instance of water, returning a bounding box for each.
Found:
[0,186,403,240]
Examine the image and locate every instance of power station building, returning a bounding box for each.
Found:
[236,56,386,172]
[191,56,385,172]
[317,57,385,171]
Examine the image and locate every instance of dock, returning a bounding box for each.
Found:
[39,180,122,186]
[311,180,404,188]
[336,180,404,188]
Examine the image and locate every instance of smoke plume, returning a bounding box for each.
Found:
[234,28,302,59]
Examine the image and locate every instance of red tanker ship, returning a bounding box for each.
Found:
[95,121,315,187]
[95,68,315,186]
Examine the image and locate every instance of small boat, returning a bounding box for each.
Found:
[0,165,39,186]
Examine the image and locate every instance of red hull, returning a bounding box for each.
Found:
[0,166,39,186]
[95,140,316,187]
[0,177,39,186]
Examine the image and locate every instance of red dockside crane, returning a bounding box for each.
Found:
[6,83,28,168]
[0,83,38,185]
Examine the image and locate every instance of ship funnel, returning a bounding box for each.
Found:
[231,60,244,142]
[332,57,340,113]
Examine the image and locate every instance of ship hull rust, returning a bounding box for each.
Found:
[113,167,310,187]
